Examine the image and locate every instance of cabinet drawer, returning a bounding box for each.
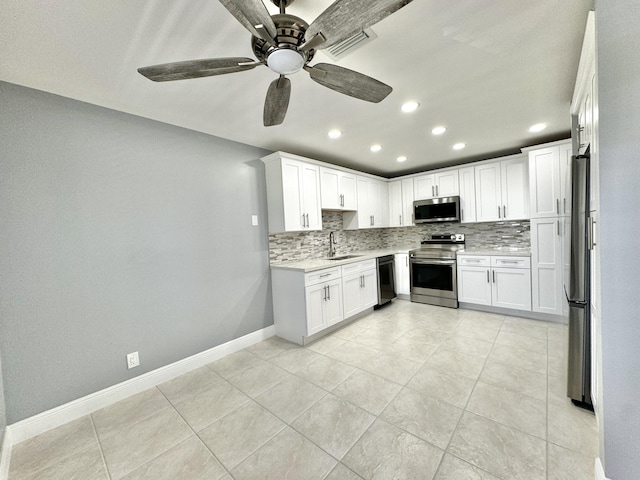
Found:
[305,267,341,286]
[341,258,377,275]
[491,256,531,269]
[457,255,490,267]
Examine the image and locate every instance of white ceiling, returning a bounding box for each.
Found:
[1,0,592,177]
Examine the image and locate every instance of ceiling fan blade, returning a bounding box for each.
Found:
[264,76,291,126]
[219,0,277,44]
[138,58,259,82]
[305,0,413,49]
[306,63,392,103]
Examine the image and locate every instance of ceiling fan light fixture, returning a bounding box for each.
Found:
[431,126,447,135]
[267,49,305,75]
[529,123,547,133]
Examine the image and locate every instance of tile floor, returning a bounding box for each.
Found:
[8,300,599,480]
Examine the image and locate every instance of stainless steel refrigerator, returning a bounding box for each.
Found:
[566,152,593,409]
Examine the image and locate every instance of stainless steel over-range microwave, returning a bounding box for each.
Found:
[413,196,461,223]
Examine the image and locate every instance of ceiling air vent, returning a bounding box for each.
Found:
[323,28,378,61]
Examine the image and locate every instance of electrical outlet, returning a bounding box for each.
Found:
[126,351,140,369]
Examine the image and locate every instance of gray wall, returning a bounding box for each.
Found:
[596,1,640,478]
[0,352,6,447]
[0,82,272,423]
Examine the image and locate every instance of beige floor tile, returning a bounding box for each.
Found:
[305,334,347,354]
[380,387,463,449]
[434,453,501,480]
[407,365,476,408]
[548,399,599,458]
[363,319,412,340]
[466,382,547,439]
[480,358,548,401]
[172,380,250,431]
[207,350,263,379]
[548,354,567,377]
[547,442,596,480]
[120,436,227,480]
[18,444,108,480]
[255,375,327,423]
[231,427,337,480]
[495,330,548,355]
[358,352,423,384]
[267,347,323,373]
[426,348,486,380]
[332,369,402,415]
[342,419,444,480]
[438,336,494,358]
[92,388,171,439]
[226,359,291,397]
[295,355,356,390]
[292,394,375,459]
[331,320,370,340]
[399,327,452,346]
[100,408,192,479]
[198,401,286,470]
[157,367,223,405]
[350,328,403,350]
[325,340,379,368]
[448,412,546,480]
[500,317,549,339]
[244,336,300,360]
[548,373,569,405]
[324,463,364,480]
[451,320,502,343]
[377,336,438,363]
[9,416,97,479]
[488,343,548,375]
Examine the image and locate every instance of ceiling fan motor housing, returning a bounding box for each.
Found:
[252,14,315,74]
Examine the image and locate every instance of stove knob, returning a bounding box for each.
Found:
[450,234,455,240]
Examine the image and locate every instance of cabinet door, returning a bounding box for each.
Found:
[531,218,564,315]
[394,254,410,295]
[340,173,357,210]
[475,162,501,222]
[529,147,561,218]
[342,272,364,318]
[492,267,532,311]
[559,143,573,216]
[414,174,435,200]
[435,170,459,197]
[388,181,403,227]
[376,181,389,227]
[320,167,341,210]
[401,178,415,226]
[281,159,304,231]
[355,177,372,228]
[301,163,322,230]
[305,283,327,335]
[324,279,343,327]
[501,157,529,220]
[361,269,379,309]
[457,266,492,305]
[458,166,476,223]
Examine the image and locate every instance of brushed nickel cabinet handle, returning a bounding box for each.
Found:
[487,270,490,283]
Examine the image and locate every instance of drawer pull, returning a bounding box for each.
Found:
[319,273,331,278]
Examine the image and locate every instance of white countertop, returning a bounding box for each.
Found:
[457,248,531,256]
[270,247,416,272]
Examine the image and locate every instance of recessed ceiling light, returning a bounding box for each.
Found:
[452,143,466,150]
[327,129,342,139]
[431,126,447,135]
[401,101,419,113]
[529,123,547,133]
[370,144,382,152]
[396,156,407,163]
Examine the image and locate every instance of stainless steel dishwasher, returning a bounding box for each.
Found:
[375,255,397,308]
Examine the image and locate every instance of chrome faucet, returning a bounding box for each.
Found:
[328,231,337,258]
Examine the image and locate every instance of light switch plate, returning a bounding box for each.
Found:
[251,215,258,226]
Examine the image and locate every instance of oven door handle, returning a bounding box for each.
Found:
[410,259,456,265]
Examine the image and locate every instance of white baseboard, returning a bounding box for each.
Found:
[0,428,12,480]
[595,458,610,480]
[7,325,275,446]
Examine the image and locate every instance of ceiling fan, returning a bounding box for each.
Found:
[137,0,414,126]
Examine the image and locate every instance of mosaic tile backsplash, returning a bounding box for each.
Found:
[269,211,530,263]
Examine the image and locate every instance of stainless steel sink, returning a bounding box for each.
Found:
[327,254,362,261]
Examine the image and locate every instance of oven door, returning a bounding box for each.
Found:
[410,257,457,300]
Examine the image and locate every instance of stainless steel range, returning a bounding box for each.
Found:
[409,234,465,308]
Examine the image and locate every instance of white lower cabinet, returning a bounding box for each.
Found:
[394,253,411,296]
[305,279,343,335]
[530,217,564,315]
[341,260,378,318]
[457,255,531,311]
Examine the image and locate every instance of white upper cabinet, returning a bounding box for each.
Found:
[475,156,529,222]
[414,169,459,200]
[263,153,322,233]
[458,166,476,223]
[320,167,357,211]
[527,141,572,219]
[344,176,389,229]
[388,179,415,227]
